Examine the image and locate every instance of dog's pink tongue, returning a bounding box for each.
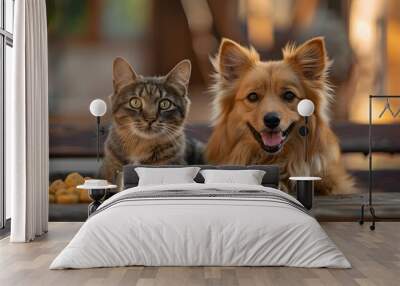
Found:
[261,132,283,146]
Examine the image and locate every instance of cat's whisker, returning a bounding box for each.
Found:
[161,126,179,140]
[163,127,180,138]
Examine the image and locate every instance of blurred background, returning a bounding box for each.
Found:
[46,0,400,220]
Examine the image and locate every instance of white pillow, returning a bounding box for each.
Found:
[200,169,266,185]
[135,167,201,186]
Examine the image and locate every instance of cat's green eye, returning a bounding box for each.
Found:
[129,97,142,109]
[159,99,172,110]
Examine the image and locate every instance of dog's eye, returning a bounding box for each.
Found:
[129,97,142,109]
[247,92,259,103]
[282,91,296,102]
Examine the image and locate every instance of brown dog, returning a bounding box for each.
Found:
[206,37,355,195]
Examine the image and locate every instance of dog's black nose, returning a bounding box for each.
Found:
[263,113,280,129]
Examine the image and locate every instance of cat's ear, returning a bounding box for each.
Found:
[283,37,328,81]
[216,38,259,81]
[113,57,138,92]
[166,59,191,89]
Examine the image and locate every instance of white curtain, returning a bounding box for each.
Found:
[7,0,49,242]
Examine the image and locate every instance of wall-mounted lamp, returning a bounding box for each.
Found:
[289,99,320,211]
[89,99,107,162]
[297,99,315,163]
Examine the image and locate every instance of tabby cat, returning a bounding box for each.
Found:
[99,57,203,183]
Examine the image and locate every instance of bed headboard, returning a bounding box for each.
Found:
[122,165,280,189]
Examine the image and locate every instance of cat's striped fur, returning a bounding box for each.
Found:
[99,57,204,183]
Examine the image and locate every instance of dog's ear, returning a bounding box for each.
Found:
[284,37,328,81]
[217,38,258,81]
[166,59,191,89]
[113,57,138,92]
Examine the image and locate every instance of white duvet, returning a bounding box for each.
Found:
[50,183,350,269]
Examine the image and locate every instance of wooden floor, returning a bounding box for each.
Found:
[0,222,399,286]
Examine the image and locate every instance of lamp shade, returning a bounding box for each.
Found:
[297,99,315,117]
[89,99,107,117]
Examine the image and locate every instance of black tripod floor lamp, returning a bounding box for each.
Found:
[359,95,400,231]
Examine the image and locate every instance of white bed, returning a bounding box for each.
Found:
[50,183,350,269]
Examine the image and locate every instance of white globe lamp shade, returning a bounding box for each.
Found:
[90,99,107,117]
[297,99,315,117]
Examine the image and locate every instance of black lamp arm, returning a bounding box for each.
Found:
[298,117,309,164]
[304,116,308,163]
[96,116,101,162]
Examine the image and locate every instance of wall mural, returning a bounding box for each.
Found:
[47,0,400,221]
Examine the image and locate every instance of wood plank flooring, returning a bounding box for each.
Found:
[0,222,399,286]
